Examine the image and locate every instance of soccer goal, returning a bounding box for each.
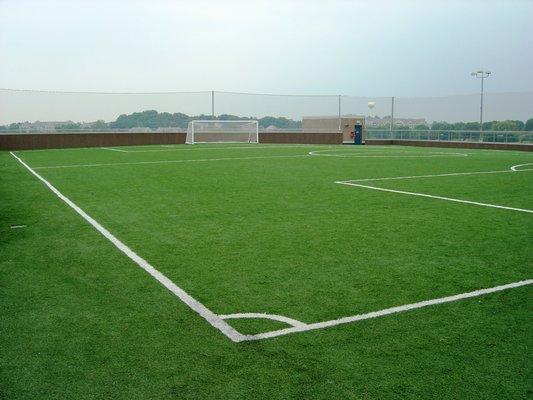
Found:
[186,120,259,144]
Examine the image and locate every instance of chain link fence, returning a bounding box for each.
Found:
[1,89,532,144]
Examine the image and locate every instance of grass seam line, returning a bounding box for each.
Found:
[9,151,247,343]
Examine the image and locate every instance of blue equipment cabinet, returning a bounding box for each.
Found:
[354,123,363,144]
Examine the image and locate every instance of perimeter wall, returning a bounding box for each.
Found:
[0,132,186,150]
[0,131,342,150]
[1,132,531,151]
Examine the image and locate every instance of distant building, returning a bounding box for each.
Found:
[20,121,74,131]
[129,127,152,133]
[302,115,366,143]
[366,116,427,128]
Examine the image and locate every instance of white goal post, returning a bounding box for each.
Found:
[186,120,259,144]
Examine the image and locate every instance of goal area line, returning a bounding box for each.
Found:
[9,151,533,343]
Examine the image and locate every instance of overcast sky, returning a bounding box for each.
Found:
[1,0,532,97]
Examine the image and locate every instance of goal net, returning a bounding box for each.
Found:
[186,120,259,144]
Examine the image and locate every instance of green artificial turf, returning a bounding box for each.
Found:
[1,144,532,399]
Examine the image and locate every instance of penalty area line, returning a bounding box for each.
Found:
[9,151,247,343]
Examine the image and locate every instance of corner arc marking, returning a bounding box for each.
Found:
[219,313,308,328]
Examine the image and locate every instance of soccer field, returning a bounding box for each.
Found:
[1,144,532,399]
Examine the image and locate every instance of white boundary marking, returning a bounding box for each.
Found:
[243,279,533,341]
[32,154,308,170]
[309,149,468,158]
[219,313,308,328]
[511,163,533,171]
[101,147,129,152]
[336,181,533,213]
[10,151,533,343]
[336,165,533,214]
[103,144,316,153]
[10,151,247,343]
[342,169,516,183]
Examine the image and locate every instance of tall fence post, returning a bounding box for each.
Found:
[390,96,394,139]
[211,90,215,119]
[338,95,341,132]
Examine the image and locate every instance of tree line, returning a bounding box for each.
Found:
[0,110,301,131]
[1,111,532,131]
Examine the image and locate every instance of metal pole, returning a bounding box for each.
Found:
[211,90,215,119]
[338,95,341,131]
[390,96,394,139]
[480,75,484,131]
[472,70,490,132]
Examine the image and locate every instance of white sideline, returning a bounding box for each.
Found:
[243,279,533,341]
[32,154,308,170]
[9,151,247,343]
[336,181,533,213]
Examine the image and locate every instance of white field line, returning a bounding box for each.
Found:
[108,144,319,153]
[311,148,465,154]
[15,147,102,153]
[511,163,533,171]
[11,151,533,343]
[32,154,308,170]
[101,147,129,152]
[344,169,516,183]
[243,279,533,341]
[336,181,533,213]
[466,148,533,155]
[9,151,247,343]
[309,150,468,158]
[178,145,398,151]
[219,313,307,328]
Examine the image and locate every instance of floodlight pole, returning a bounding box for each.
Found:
[471,70,491,131]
